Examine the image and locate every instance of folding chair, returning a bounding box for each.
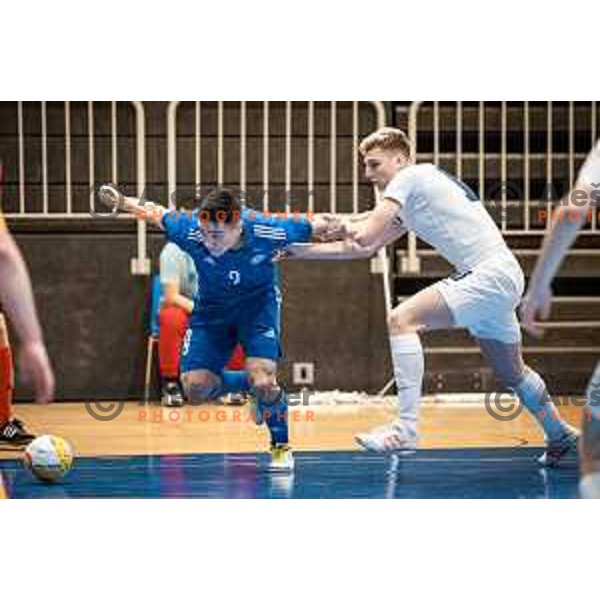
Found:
[144,275,163,403]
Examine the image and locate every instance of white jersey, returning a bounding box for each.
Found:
[577,140,600,188]
[384,164,509,273]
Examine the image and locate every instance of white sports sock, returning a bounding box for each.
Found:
[513,367,567,441]
[389,333,424,438]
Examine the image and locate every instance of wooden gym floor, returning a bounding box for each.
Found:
[0,399,584,499]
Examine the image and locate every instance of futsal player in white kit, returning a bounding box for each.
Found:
[289,127,578,467]
[521,141,600,494]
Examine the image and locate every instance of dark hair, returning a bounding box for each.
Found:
[199,188,242,223]
[175,196,199,211]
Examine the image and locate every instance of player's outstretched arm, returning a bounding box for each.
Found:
[311,213,350,241]
[353,199,400,248]
[0,228,55,403]
[521,183,596,336]
[283,238,377,261]
[285,218,406,261]
[310,211,376,242]
[99,185,169,230]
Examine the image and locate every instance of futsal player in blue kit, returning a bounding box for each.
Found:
[99,184,343,471]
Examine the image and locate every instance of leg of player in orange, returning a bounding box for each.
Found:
[0,313,35,445]
[158,304,189,407]
[0,313,12,427]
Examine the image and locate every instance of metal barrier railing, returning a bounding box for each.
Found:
[1,101,146,217]
[167,101,386,214]
[404,101,600,275]
[408,101,599,235]
[167,100,394,320]
[0,101,149,274]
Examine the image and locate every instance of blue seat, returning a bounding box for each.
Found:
[149,274,162,338]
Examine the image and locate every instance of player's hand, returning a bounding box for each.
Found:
[519,285,553,338]
[17,341,55,404]
[315,214,348,242]
[272,248,291,262]
[98,184,123,210]
[345,237,378,257]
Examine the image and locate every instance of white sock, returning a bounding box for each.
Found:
[389,333,424,438]
[513,367,567,441]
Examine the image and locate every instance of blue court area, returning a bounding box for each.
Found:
[0,448,581,499]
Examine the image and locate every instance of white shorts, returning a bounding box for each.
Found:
[434,251,525,345]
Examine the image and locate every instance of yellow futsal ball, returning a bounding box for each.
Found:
[23,435,74,483]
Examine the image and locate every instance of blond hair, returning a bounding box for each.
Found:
[359,127,414,160]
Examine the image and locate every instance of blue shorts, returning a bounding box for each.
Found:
[180,289,282,375]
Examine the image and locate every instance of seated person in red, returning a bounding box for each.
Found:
[159,200,245,407]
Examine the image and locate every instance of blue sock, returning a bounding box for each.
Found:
[220,370,251,395]
[262,390,289,446]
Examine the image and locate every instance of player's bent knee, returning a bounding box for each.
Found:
[388,310,417,335]
[182,370,220,403]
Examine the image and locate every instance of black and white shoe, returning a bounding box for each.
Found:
[161,381,185,408]
[538,427,580,468]
[0,418,36,446]
[222,393,248,406]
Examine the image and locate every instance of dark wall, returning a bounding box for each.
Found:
[0,101,386,213]
[12,228,391,400]
[281,259,392,393]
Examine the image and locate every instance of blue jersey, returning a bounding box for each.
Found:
[161,209,313,311]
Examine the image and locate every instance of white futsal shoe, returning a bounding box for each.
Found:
[355,421,418,454]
